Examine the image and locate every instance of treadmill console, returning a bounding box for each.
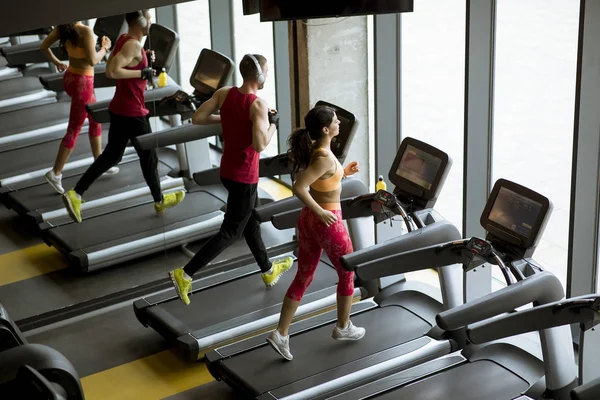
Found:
[189,49,235,102]
[480,179,552,251]
[388,137,451,209]
[143,24,180,73]
[93,15,126,46]
[466,237,493,257]
[315,100,358,164]
[374,189,397,209]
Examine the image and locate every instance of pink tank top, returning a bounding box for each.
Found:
[219,87,260,184]
[108,34,149,117]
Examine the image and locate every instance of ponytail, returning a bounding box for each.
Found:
[57,23,81,51]
[287,128,313,180]
[287,104,337,180]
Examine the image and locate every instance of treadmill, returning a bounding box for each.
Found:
[0,24,179,193]
[0,27,53,82]
[0,25,179,205]
[204,178,571,400]
[0,16,125,114]
[38,100,358,273]
[460,293,600,400]
[134,137,461,362]
[0,302,84,400]
[0,19,169,153]
[1,49,240,233]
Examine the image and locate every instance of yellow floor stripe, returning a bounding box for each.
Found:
[0,244,66,287]
[81,350,213,400]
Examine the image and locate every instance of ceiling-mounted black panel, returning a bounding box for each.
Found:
[0,0,195,38]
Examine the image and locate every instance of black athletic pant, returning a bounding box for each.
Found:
[183,177,272,276]
[74,111,162,203]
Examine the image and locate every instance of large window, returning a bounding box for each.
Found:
[401,0,466,232]
[232,1,278,156]
[492,1,579,288]
[176,0,211,93]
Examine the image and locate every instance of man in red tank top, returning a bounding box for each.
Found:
[169,54,293,305]
[62,10,185,223]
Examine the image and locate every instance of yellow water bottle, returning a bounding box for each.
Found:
[376,175,387,192]
[158,68,168,88]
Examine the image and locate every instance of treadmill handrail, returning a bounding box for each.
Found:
[254,179,369,224]
[132,123,222,150]
[39,64,109,92]
[465,294,600,344]
[194,153,293,187]
[436,270,565,331]
[572,376,600,400]
[2,41,68,67]
[86,81,180,123]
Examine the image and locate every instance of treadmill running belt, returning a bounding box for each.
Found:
[0,101,70,137]
[46,191,225,251]
[5,155,174,214]
[0,132,106,180]
[375,360,529,400]
[146,262,338,338]
[0,76,49,100]
[220,306,431,396]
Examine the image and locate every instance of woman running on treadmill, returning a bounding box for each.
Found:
[40,22,117,194]
[267,105,365,361]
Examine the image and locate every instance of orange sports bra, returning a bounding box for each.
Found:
[310,150,344,211]
[64,42,94,76]
[310,157,343,192]
[65,42,86,59]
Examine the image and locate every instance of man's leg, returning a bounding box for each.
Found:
[242,188,294,286]
[63,112,130,223]
[130,116,185,211]
[169,179,262,305]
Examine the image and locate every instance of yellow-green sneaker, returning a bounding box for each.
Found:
[262,256,294,287]
[62,189,82,223]
[155,190,186,214]
[169,267,192,305]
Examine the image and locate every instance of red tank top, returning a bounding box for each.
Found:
[108,34,149,117]
[220,87,260,184]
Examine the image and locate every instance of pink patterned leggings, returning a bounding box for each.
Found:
[62,70,102,149]
[286,207,355,301]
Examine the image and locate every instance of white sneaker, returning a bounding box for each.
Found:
[332,320,366,341]
[45,170,64,194]
[266,330,293,361]
[103,166,120,176]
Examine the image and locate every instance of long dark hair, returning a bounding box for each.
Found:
[57,23,81,50]
[287,105,336,180]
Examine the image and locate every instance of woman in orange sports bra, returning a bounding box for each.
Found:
[266,104,366,361]
[40,22,114,194]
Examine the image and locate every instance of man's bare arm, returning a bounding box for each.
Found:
[106,40,144,80]
[191,87,230,125]
[250,99,276,152]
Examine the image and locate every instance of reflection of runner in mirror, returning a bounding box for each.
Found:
[169,54,293,306]
[40,22,113,194]
[62,10,186,224]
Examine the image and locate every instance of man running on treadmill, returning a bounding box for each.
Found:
[62,10,185,223]
[169,54,293,305]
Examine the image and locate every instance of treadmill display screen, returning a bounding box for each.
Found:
[193,56,228,91]
[488,187,543,239]
[395,144,442,191]
[330,113,352,159]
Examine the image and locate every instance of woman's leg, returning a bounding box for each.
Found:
[54,72,91,174]
[277,208,323,336]
[267,208,322,360]
[321,210,365,339]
